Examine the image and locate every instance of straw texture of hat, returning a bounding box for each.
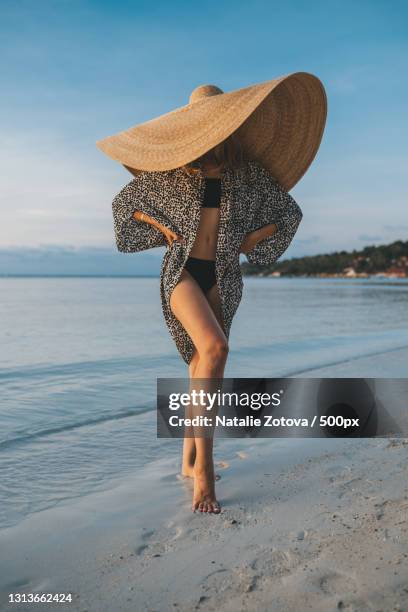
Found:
[96,71,327,191]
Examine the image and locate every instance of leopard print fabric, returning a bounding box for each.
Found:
[111,159,303,365]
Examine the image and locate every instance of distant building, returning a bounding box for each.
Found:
[343,267,357,277]
[385,266,407,278]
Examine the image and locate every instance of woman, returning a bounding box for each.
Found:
[97,72,327,514]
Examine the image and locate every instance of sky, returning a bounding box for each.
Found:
[0,0,407,263]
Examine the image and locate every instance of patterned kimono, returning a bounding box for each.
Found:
[111,159,303,365]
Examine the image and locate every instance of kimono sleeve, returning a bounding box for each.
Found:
[112,172,175,253]
[245,165,303,266]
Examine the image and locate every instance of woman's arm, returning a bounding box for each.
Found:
[112,177,178,253]
[243,163,303,266]
[239,223,278,254]
[133,210,184,246]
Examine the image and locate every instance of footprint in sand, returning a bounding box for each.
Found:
[135,529,156,555]
[317,571,357,596]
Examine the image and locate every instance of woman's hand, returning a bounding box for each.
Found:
[134,211,184,247]
[239,230,261,254]
[163,227,184,247]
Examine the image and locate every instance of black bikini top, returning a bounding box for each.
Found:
[202,177,221,208]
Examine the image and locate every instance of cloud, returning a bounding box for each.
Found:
[296,235,321,245]
[0,131,124,248]
[383,225,408,232]
[358,234,383,242]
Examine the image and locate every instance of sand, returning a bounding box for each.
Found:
[0,347,407,612]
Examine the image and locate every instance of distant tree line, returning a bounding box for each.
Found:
[241,240,408,276]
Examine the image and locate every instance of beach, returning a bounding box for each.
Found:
[0,277,407,611]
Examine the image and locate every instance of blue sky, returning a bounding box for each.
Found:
[1,0,407,261]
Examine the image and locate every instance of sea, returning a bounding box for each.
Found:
[1,276,407,530]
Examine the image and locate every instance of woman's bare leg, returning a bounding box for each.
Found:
[170,270,228,513]
[182,347,223,483]
[181,349,200,477]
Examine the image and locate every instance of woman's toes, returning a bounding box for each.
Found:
[192,498,220,514]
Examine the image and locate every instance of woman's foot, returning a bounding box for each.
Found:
[192,465,221,513]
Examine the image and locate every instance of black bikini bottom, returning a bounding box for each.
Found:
[183,256,217,294]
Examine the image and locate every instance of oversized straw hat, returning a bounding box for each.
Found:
[96,71,327,191]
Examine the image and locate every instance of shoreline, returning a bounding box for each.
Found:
[1,274,407,280]
[245,273,408,280]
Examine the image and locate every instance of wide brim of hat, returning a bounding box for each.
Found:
[96,71,327,191]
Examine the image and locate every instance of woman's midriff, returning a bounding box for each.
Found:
[188,207,220,260]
